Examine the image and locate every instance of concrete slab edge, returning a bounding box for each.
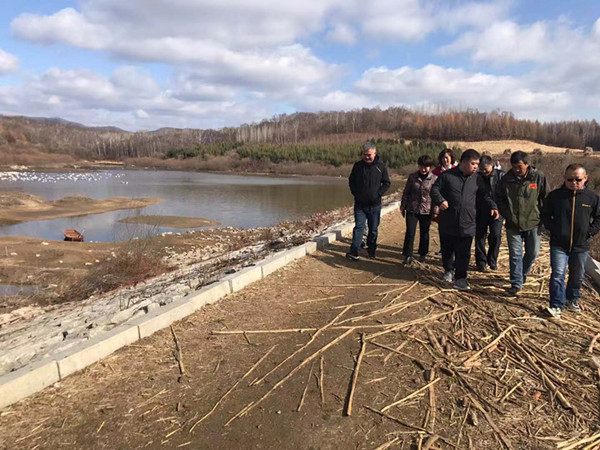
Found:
[0,200,400,409]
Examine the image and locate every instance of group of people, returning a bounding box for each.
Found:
[346,141,600,319]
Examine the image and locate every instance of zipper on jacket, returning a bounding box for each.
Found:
[569,190,576,252]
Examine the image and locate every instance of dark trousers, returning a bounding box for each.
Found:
[402,212,432,257]
[475,216,502,268]
[350,204,381,256]
[440,233,473,280]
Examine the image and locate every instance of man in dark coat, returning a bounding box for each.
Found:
[542,164,600,319]
[346,142,391,260]
[430,149,499,290]
[496,151,550,296]
[475,155,504,272]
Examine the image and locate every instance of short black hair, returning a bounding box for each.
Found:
[438,148,455,166]
[565,163,586,174]
[418,155,434,167]
[480,155,493,166]
[460,149,480,162]
[510,151,529,165]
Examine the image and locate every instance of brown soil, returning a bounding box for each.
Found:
[445,139,586,156]
[1,212,599,449]
[118,215,219,228]
[0,192,163,225]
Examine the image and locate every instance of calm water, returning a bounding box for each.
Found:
[0,170,352,242]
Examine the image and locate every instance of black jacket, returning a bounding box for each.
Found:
[430,166,497,237]
[349,155,391,207]
[477,168,504,217]
[541,185,600,252]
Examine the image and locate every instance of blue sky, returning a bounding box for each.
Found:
[0,0,599,131]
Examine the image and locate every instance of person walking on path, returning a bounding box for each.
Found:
[430,149,499,290]
[475,155,504,272]
[496,151,550,296]
[346,142,391,261]
[400,155,437,265]
[542,164,600,319]
[432,148,458,255]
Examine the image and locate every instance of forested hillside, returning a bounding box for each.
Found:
[1,108,599,163]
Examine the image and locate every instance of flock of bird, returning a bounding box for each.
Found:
[0,171,129,184]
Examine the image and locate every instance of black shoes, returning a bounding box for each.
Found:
[345,252,359,261]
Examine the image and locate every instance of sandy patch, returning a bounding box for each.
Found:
[118,215,219,228]
[0,192,163,225]
[445,139,585,155]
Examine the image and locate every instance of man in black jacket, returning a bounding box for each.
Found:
[542,164,600,318]
[346,142,391,260]
[430,149,499,290]
[475,155,504,272]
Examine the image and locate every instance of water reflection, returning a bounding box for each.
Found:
[0,170,353,242]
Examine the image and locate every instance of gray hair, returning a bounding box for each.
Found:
[363,141,376,152]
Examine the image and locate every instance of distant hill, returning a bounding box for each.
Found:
[0,108,599,164]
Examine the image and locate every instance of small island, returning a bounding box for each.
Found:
[0,192,163,225]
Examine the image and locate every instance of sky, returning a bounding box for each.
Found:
[0,0,599,131]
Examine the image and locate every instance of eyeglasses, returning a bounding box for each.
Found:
[566,178,584,182]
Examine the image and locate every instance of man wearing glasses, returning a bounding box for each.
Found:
[542,164,600,319]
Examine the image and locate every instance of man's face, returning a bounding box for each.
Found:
[362,148,376,164]
[564,168,588,191]
[418,165,431,175]
[481,164,493,177]
[511,161,529,177]
[460,158,480,176]
[442,153,452,168]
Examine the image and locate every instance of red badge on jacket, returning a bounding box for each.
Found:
[529,183,538,189]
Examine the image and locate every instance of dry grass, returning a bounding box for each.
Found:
[54,238,169,304]
[445,139,586,156]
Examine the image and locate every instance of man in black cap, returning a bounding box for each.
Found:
[346,141,391,261]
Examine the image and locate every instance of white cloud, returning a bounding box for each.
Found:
[354,64,571,119]
[326,23,358,45]
[0,49,18,74]
[11,8,111,50]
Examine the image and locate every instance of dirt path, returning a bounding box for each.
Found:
[1,212,600,449]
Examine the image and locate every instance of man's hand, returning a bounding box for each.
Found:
[401,209,406,218]
[491,209,500,220]
[439,201,449,211]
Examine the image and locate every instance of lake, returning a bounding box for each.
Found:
[0,170,352,242]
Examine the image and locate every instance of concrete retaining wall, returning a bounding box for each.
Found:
[0,201,400,410]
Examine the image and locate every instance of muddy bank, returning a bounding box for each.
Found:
[118,215,219,228]
[0,191,163,225]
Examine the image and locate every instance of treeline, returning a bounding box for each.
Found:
[1,108,600,162]
[164,139,447,169]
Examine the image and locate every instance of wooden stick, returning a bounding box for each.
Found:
[345,334,367,416]
[462,325,515,367]
[557,432,600,450]
[422,435,440,450]
[296,294,344,305]
[381,378,440,412]
[383,340,408,364]
[332,300,380,309]
[500,381,523,404]
[366,308,464,340]
[386,281,419,305]
[227,329,355,425]
[391,291,442,316]
[467,395,514,450]
[588,333,600,354]
[189,345,277,432]
[252,305,353,386]
[319,356,325,406]
[296,362,315,412]
[427,367,437,432]
[170,326,186,380]
[365,406,456,448]
[373,437,400,450]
